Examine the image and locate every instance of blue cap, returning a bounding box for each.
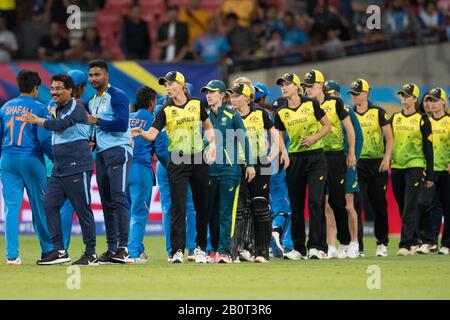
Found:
[253,82,271,99]
[68,70,88,86]
[200,80,226,93]
[325,80,341,94]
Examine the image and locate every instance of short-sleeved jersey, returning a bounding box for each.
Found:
[274,97,326,153]
[354,103,390,159]
[320,95,348,152]
[151,97,208,155]
[429,113,450,171]
[240,105,273,160]
[391,111,430,169]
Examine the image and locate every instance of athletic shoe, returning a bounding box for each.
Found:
[194,247,207,264]
[254,256,269,263]
[438,246,449,255]
[269,247,274,258]
[167,254,173,263]
[359,251,365,257]
[271,227,284,255]
[6,257,22,265]
[208,251,218,264]
[170,250,183,263]
[327,245,337,259]
[283,249,302,260]
[417,244,433,254]
[187,249,196,262]
[111,247,130,263]
[98,251,115,264]
[347,242,359,259]
[430,244,438,252]
[217,254,232,264]
[376,244,388,257]
[36,250,70,265]
[336,245,348,259]
[396,248,410,256]
[127,252,148,264]
[239,249,253,262]
[72,253,98,266]
[232,257,241,263]
[308,248,327,260]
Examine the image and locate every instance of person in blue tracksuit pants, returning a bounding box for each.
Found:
[0,70,53,265]
[44,70,89,251]
[127,86,168,262]
[87,60,132,264]
[154,96,198,260]
[23,74,96,266]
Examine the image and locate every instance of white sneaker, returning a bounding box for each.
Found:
[336,245,349,259]
[417,244,433,254]
[207,251,219,264]
[271,229,284,255]
[438,246,449,255]
[217,253,232,264]
[308,248,327,260]
[6,257,22,265]
[359,251,365,257]
[239,249,253,262]
[347,242,359,259]
[376,244,388,257]
[396,248,410,256]
[187,249,196,262]
[194,247,207,263]
[233,257,241,263]
[169,250,184,263]
[126,252,148,264]
[430,244,438,252]
[254,256,269,263]
[283,249,302,260]
[410,245,418,255]
[327,246,337,259]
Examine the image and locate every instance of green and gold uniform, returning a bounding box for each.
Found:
[354,102,390,247]
[320,95,350,246]
[274,96,328,255]
[390,111,434,250]
[152,96,210,255]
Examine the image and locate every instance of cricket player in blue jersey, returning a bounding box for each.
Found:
[87,60,132,264]
[127,86,167,263]
[45,70,88,251]
[0,70,53,265]
[23,74,97,266]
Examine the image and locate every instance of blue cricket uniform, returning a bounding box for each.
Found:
[43,99,96,254]
[89,85,132,253]
[0,95,53,260]
[127,108,167,259]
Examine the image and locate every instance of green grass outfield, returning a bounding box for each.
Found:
[0,235,449,300]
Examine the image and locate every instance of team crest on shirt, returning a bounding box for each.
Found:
[366,113,375,120]
[222,117,228,124]
[188,105,197,112]
[250,116,259,123]
[323,105,332,113]
[410,118,419,125]
[395,116,402,124]
[171,109,179,117]
[301,107,312,115]
[283,112,290,119]
[442,120,449,127]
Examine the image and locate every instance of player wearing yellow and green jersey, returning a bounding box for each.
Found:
[132,71,216,264]
[391,83,434,256]
[228,83,289,263]
[303,69,356,258]
[349,79,394,257]
[274,73,331,260]
[418,88,449,255]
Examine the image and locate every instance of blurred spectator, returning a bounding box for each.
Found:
[353,7,386,53]
[0,0,17,30]
[0,14,18,62]
[250,19,269,58]
[178,0,209,50]
[37,22,71,61]
[281,11,309,49]
[74,26,111,60]
[320,29,346,59]
[221,0,256,27]
[157,6,190,63]
[419,0,446,28]
[193,17,229,63]
[310,2,352,43]
[225,12,258,62]
[382,0,419,47]
[266,29,284,57]
[18,5,48,59]
[263,5,284,37]
[120,5,150,60]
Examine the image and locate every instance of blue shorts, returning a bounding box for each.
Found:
[345,167,360,193]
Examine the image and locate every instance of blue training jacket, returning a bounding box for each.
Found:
[88,85,132,154]
[343,106,363,160]
[44,99,94,177]
[0,95,52,159]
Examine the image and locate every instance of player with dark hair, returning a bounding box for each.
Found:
[0,70,53,265]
